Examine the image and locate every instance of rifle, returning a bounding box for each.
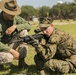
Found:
[12,29,43,45]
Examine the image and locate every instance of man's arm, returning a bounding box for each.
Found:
[14,16,31,32]
[0,42,19,59]
[34,43,57,61]
[5,25,16,35]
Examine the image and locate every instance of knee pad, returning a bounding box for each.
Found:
[18,45,28,58]
[19,30,28,37]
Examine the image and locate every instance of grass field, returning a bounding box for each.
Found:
[0,20,76,75]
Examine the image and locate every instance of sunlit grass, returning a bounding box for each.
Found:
[54,25,76,39]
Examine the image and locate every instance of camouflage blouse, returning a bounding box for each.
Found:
[36,28,76,61]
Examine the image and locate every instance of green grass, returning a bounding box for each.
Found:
[0,20,76,75]
[55,25,76,39]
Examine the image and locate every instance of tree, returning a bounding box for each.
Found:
[70,3,76,20]
[20,5,38,20]
[74,0,76,3]
[38,6,51,18]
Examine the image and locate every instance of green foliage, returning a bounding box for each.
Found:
[20,5,38,19]
[20,1,76,20]
[74,0,76,3]
[38,6,51,18]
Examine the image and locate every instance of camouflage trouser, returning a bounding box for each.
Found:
[34,54,75,74]
[0,30,28,64]
[44,59,70,74]
[0,52,13,64]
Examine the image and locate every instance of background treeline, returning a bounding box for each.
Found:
[20,0,76,21]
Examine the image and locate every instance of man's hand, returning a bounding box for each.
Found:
[10,49,19,59]
[5,25,16,35]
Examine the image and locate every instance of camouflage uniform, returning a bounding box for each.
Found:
[34,28,76,74]
[0,12,31,64]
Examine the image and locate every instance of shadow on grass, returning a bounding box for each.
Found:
[0,64,76,75]
[3,64,39,75]
[25,65,39,75]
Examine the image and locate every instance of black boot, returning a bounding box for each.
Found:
[24,62,29,68]
[18,57,24,69]
[18,57,29,69]
[18,46,28,69]
[0,65,4,70]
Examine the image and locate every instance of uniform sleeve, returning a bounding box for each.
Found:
[0,42,10,52]
[35,43,57,61]
[14,16,31,32]
[0,24,11,52]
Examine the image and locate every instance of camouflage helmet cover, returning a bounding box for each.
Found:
[39,17,53,27]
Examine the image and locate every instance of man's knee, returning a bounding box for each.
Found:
[18,45,28,58]
[34,55,45,70]
[0,52,13,64]
[19,29,28,37]
[44,59,70,74]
